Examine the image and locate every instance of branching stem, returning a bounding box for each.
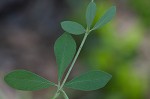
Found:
[52,90,60,99]
[59,32,89,90]
[52,30,91,99]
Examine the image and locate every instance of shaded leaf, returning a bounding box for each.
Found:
[61,21,85,35]
[92,6,116,30]
[4,70,55,91]
[86,1,96,29]
[54,33,76,81]
[65,70,112,91]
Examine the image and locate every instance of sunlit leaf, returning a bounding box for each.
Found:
[4,70,55,91]
[61,21,85,35]
[65,70,112,91]
[86,1,96,29]
[54,33,76,81]
[92,6,116,30]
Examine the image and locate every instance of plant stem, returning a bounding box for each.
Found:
[52,90,60,99]
[52,83,60,99]
[61,89,69,99]
[52,30,90,99]
[59,31,89,90]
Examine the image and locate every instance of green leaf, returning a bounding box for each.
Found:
[54,33,76,81]
[61,21,85,35]
[86,1,96,29]
[92,6,116,30]
[4,70,55,91]
[65,70,112,91]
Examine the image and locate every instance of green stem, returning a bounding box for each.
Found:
[52,90,60,99]
[52,84,60,99]
[59,31,89,90]
[61,89,69,99]
[52,30,91,99]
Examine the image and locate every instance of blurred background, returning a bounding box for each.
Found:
[0,0,149,99]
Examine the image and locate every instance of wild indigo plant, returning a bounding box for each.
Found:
[4,0,116,99]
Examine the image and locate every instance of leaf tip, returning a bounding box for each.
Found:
[111,6,117,13]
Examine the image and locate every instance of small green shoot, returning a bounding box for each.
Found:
[4,0,116,99]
